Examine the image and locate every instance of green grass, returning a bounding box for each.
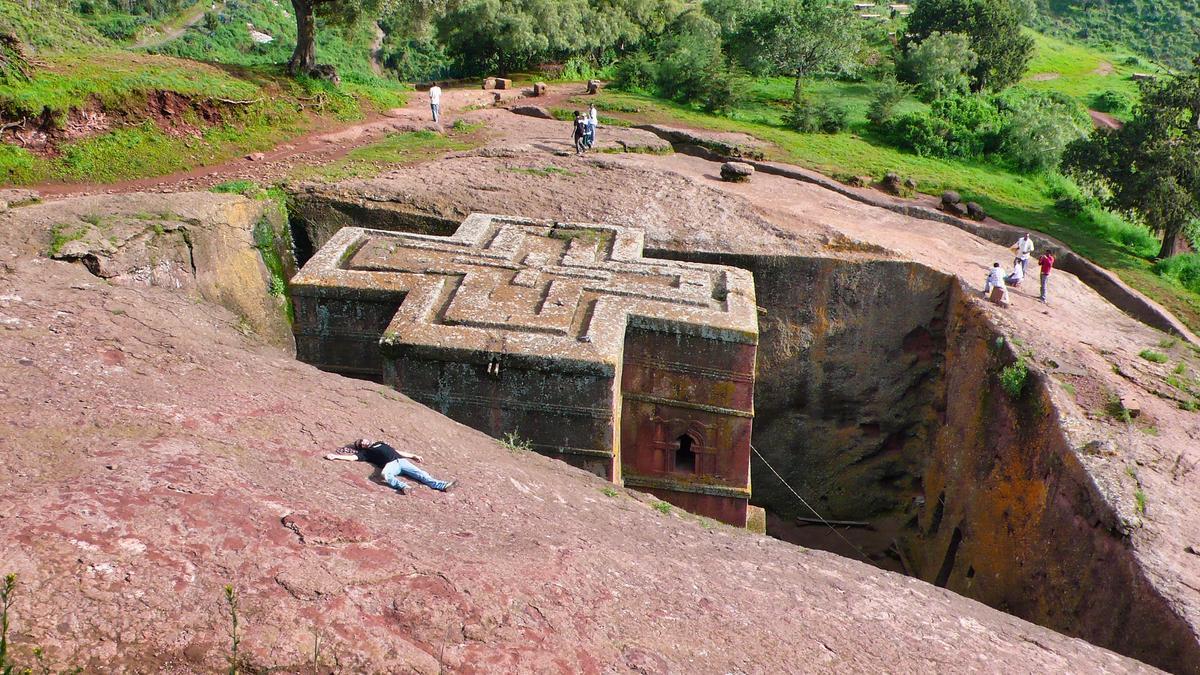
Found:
[1020,32,1150,115]
[652,500,672,515]
[1139,349,1169,363]
[0,51,258,121]
[601,486,619,498]
[290,128,484,182]
[1134,487,1147,515]
[47,223,88,256]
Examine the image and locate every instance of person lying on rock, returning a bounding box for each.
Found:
[325,439,455,494]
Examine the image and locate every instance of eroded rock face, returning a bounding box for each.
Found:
[0,192,293,350]
[652,249,1200,672]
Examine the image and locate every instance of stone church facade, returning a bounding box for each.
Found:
[290,214,759,526]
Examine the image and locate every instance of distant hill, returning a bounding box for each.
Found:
[1032,0,1200,69]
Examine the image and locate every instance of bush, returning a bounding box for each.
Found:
[612,52,655,92]
[700,64,749,115]
[782,95,848,133]
[89,13,147,41]
[866,78,913,126]
[999,358,1028,398]
[1000,98,1088,171]
[1155,253,1200,295]
[1093,89,1133,115]
[885,112,952,156]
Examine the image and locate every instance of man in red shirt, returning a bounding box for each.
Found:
[1038,252,1055,303]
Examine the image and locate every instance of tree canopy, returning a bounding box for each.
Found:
[1062,61,1200,259]
[902,0,1033,91]
[728,0,861,97]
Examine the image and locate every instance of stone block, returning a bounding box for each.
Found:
[482,77,497,89]
[495,78,512,90]
[881,172,903,194]
[586,79,602,95]
[966,201,986,221]
[511,105,554,120]
[989,286,1009,306]
[532,82,547,96]
[945,201,968,217]
[721,162,754,183]
[941,190,961,205]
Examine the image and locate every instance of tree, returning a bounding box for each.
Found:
[729,0,861,99]
[902,0,1033,91]
[1062,62,1200,259]
[902,31,977,101]
[288,0,391,75]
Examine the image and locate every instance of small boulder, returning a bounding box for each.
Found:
[495,78,512,90]
[482,77,497,90]
[246,152,265,162]
[945,201,968,217]
[721,161,754,183]
[941,190,961,205]
[510,105,554,120]
[310,64,340,86]
[903,177,918,191]
[881,172,903,194]
[966,201,986,221]
[532,82,547,96]
[586,79,602,95]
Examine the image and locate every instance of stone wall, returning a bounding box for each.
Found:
[653,248,1200,672]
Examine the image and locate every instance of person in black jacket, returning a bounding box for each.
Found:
[572,111,589,155]
[325,439,455,494]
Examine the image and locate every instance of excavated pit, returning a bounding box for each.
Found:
[285,201,1200,673]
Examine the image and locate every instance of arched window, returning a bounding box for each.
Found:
[674,434,697,474]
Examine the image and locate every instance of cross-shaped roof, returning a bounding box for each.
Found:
[290,214,758,372]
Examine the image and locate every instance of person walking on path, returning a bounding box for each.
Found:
[585,103,598,149]
[326,438,455,494]
[983,262,1010,304]
[1011,233,1035,275]
[428,84,442,124]
[572,111,589,155]
[1038,251,1055,303]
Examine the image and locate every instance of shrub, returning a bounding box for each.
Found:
[866,78,913,126]
[999,358,1028,398]
[612,53,655,92]
[699,64,749,115]
[885,112,952,156]
[1154,253,1200,295]
[902,31,977,101]
[1093,89,1133,115]
[783,96,849,133]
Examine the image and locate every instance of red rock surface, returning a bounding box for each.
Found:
[0,212,1153,671]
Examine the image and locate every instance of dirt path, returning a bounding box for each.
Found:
[32,87,525,198]
[131,0,220,50]
[1089,109,1123,130]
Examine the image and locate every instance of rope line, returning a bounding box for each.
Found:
[750,444,874,565]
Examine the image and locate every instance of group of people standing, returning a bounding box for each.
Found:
[983,233,1055,305]
[572,104,599,155]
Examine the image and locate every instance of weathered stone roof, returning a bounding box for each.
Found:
[290,214,758,372]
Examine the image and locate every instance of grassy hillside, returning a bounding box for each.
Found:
[0,0,406,186]
[1032,0,1200,69]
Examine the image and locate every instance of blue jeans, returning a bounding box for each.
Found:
[381,459,450,492]
[431,103,440,122]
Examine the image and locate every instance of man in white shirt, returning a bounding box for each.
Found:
[586,103,598,148]
[983,262,1010,304]
[429,84,442,123]
[1011,233,1035,275]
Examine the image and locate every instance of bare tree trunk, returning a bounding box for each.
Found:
[288,0,317,76]
[1158,226,1189,259]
